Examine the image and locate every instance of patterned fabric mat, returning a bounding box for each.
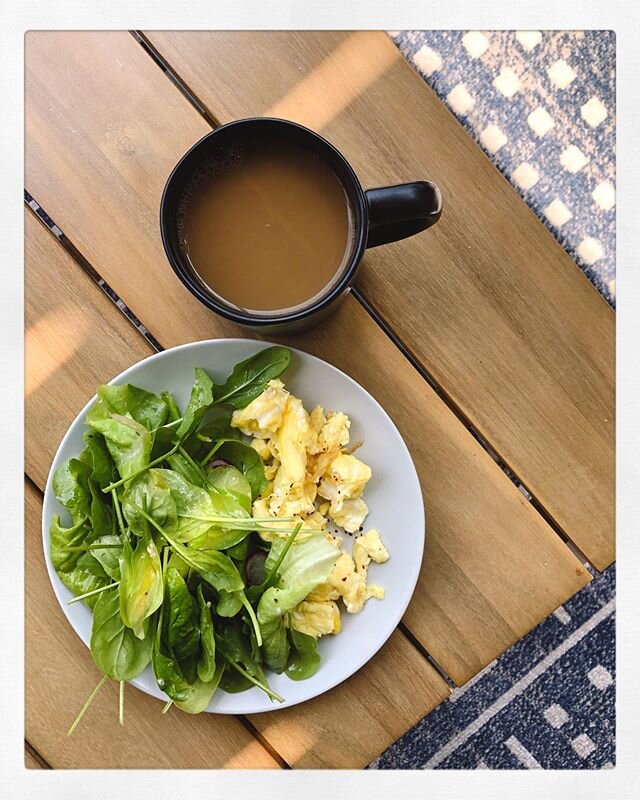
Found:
[367,30,616,770]
[371,566,615,770]
[389,30,616,307]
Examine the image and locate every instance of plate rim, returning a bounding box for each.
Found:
[41,338,425,714]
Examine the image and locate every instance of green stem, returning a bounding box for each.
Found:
[178,445,209,480]
[68,581,119,605]
[187,515,296,524]
[161,699,173,714]
[241,593,262,647]
[67,673,109,735]
[119,680,125,726]
[103,442,180,493]
[199,440,224,467]
[222,656,284,703]
[60,543,122,552]
[139,509,200,571]
[151,417,183,434]
[111,489,127,537]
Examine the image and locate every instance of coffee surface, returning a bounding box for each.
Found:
[178,138,352,313]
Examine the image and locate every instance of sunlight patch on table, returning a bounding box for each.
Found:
[266,32,399,132]
[26,304,88,396]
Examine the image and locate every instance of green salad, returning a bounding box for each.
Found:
[49,347,341,732]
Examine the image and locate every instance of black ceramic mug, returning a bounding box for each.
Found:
[160,117,442,333]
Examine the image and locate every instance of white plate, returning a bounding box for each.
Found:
[42,339,425,714]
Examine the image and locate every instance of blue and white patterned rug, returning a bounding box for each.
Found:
[390,30,616,307]
[368,30,616,770]
[371,567,615,769]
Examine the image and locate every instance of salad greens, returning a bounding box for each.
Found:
[50,347,333,732]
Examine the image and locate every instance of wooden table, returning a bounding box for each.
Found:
[24,30,615,770]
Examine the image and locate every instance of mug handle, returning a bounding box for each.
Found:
[365,181,442,248]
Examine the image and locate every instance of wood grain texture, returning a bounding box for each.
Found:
[143,30,615,570]
[25,209,450,768]
[23,31,592,686]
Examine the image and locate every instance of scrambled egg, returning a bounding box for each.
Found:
[231,379,289,438]
[294,530,388,630]
[290,600,341,637]
[317,453,372,533]
[230,380,389,638]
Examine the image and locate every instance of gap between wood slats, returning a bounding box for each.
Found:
[24,739,52,769]
[24,199,450,732]
[129,29,596,573]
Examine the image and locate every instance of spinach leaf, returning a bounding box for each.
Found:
[161,390,182,422]
[59,567,109,609]
[226,537,251,563]
[210,440,267,501]
[152,593,191,704]
[152,567,220,710]
[118,532,164,639]
[175,368,214,441]
[216,624,262,679]
[285,629,320,681]
[91,587,154,680]
[83,429,115,489]
[153,468,248,544]
[216,624,283,702]
[216,589,244,618]
[207,465,252,513]
[80,431,116,536]
[122,470,178,538]
[213,347,291,410]
[50,516,89,573]
[88,414,152,482]
[90,534,122,580]
[187,526,251,553]
[196,584,216,683]
[88,479,112,538]
[219,666,252,694]
[136,501,246,595]
[76,551,109,579]
[166,539,244,595]
[174,663,224,714]
[260,615,290,674]
[166,451,207,488]
[150,395,185,460]
[167,550,190,580]
[152,640,191,703]
[163,567,200,665]
[181,410,240,462]
[52,458,92,524]
[257,532,338,666]
[88,384,169,432]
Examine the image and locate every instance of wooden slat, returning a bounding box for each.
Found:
[25,209,450,768]
[24,31,591,691]
[143,30,615,570]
